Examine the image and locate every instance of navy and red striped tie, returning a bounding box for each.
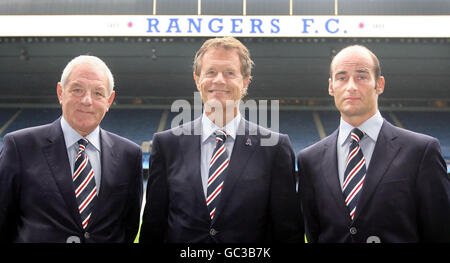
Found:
[73,138,98,229]
[206,130,229,220]
[342,128,366,220]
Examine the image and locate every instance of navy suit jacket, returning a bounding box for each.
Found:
[0,118,143,243]
[140,117,303,243]
[298,120,450,242]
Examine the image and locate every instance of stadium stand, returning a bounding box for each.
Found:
[102,108,163,171]
[278,111,320,155]
[1,108,449,157]
[0,108,20,149]
[165,109,202,130]
[101,108,162,145]
[2,108,61,133]
[318,110,340,136]
[1,108,449,174]
[0,108,18,125]
[0,108,60,148]
[0,108,161,146]
[393,111,450,161]
[0,0,449,247]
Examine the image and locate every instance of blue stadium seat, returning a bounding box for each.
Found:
[319,110,396,135]
[278,111,320,155]
[0,108,21,149]
[2,108,448,173]
[0,108,163,148]
[2,108,61,136]
[165,109,202,130]
[166,109,322,155]
[319,110,340,136]
[393,111,450,160]
[0,108,19,128]
[380,111,395,125]
[0,108,61,150]
[101,109,163,145]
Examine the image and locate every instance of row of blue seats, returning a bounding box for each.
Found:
[1,108,449,163]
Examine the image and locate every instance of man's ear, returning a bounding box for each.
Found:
[57,82,63,104]
[243,76,251,89]
[193,72,201,91]
[328,78,334,96]
[106,90,115,111]
[376,76,385,95]
[240,76,251,98]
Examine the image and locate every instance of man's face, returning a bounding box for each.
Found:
[194,47,250,110]
[329,47,384,125]
[57,62,115,136]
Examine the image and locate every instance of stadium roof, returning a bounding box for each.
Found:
[0,0,449,15]
[0,36,449,104]
[0,1,449,106]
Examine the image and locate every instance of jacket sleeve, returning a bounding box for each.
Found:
[270,134,304,242]
[415,138,450,242]
[297,151,319,243]
[124,146,143,243]
[0,134,21,242]
[139,133,169,243]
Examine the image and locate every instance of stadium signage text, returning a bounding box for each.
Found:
[0,15,448,37]
[146,17,341,35]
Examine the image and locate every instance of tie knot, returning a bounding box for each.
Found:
[215,129,228,143]
[350,128,364,143]
[77,138,89,148]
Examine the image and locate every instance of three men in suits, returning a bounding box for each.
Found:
[140,37,303,243]
[298,45,450,242]
[0,55,143,242]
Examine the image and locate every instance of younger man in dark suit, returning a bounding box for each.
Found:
[140,37,303,243]
[298,45,450,242]
[0,55,143,242]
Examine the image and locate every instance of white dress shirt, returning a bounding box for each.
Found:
[337,110,384,188]
[60,117,102,191]
[200,112,241,197]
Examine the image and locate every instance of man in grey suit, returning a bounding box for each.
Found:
[298,45,450,242]
[0,55,143,242]
[140,37,303,243]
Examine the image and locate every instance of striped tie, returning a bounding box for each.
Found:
[206,129,229,220]
[342,128,366,220]
[73,138,98,229]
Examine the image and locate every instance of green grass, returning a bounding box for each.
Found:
[133,221,142,243]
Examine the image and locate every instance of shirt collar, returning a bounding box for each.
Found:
[201,112,241,143]
[60,116,101,152]
[338,110,383,146]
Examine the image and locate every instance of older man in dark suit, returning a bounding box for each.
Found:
[140,37,303,243]
[0,55,143,243]
[298,45,450,242]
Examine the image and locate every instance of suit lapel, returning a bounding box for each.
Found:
[42,118,83,228]
[321,129,350,218]
[180,118,211,220]
[353,120,401,221]
[87,129,119,229]
[212,119,257,224]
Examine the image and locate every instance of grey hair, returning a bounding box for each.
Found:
[60,55,114,95]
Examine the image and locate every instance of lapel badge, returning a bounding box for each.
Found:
[245,138,252,146]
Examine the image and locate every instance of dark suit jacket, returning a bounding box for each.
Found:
[140,117,303,243]
[298,120,450,242]
[0,118,143,243]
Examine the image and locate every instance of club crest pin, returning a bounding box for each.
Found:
[245,138,252,146]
